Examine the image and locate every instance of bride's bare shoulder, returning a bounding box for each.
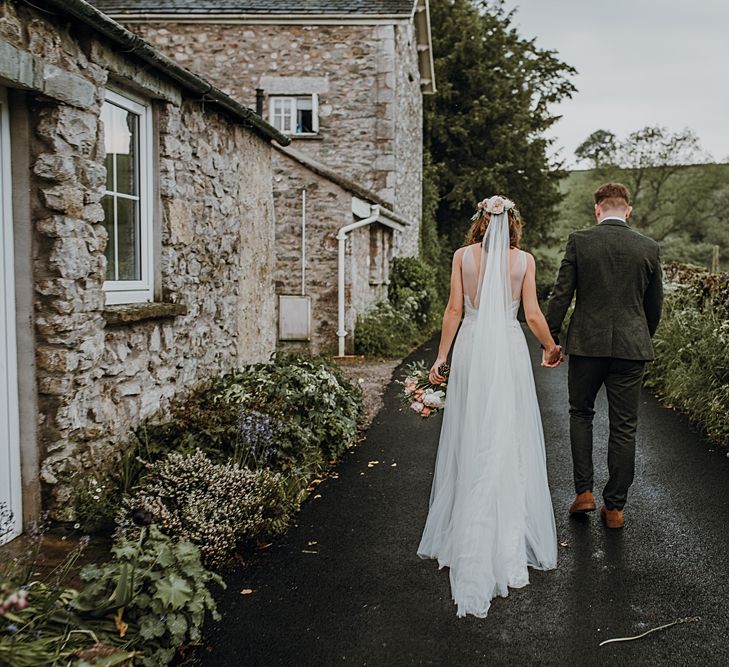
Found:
[520,250,536,269]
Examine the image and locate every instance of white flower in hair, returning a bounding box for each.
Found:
[486,195,515,215]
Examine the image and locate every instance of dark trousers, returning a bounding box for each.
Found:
[567,355,645,510]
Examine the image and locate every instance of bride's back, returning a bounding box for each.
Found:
[461,243,527,311]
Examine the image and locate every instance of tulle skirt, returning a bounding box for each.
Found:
[417,315,557,618]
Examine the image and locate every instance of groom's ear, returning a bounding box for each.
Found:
[594,203,601,219]
[625,205,633,220]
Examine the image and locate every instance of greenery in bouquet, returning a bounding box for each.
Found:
[399,360,449,418]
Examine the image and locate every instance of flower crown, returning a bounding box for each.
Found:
[470,195,516,221]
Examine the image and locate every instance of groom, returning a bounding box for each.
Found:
[546,183,663,529]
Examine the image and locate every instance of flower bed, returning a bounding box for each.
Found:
[646,263,729,447]
[1,355,364,665]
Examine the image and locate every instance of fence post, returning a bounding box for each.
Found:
[711,245,720,273]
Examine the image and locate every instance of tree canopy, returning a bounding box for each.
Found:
[557,126,729,269]
[424,0,577,248]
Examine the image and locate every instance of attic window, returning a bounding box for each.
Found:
[269,95,319,136]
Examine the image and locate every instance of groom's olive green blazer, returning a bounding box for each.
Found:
[546,219,663,361]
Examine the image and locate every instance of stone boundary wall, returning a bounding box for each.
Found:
[0,0,277,518]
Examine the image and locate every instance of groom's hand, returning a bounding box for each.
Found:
[541,345,563,368]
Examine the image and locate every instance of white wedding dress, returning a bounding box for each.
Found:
[417,212,557,618]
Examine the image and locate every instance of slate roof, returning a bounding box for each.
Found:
[91,1,416,15]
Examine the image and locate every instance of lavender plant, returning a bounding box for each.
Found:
[234,410,282,469]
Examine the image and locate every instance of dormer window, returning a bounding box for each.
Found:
[269,94,319,136]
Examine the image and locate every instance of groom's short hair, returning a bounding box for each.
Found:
[594,183,631,209]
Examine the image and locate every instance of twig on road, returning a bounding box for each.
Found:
[599,616,700,647]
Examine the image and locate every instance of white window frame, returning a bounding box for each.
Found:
[0,86,22,543]
[269,94,319,136]
[101,89,154,305]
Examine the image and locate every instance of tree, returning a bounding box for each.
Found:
[559,126,729,269]
[575,130,618,168]
[424,0,577,248]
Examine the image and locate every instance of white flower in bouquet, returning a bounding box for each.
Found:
[410,401,425,413]
[422,389,445,409]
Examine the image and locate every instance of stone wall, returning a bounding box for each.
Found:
[126,20,423,251]
[0,0,277,518]
[272,151,389,354]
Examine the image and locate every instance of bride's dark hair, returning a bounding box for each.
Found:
[465,209,523,248]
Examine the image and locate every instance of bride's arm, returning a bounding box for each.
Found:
[522,253,562,365]
[429,249,464,384]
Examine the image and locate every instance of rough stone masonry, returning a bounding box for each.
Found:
[0,0,279,518]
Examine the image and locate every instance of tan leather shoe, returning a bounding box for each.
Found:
[569,490,596,514]
[600,505,625,529]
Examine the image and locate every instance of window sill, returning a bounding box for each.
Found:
[290,134,323,141]
[103,302,187,326]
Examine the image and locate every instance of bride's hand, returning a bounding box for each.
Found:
[541,345,563,368]
[429,358,447,385]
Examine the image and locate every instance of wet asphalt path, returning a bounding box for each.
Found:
[200,330,729,666]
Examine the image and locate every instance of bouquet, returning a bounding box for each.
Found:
[399,360,449,418]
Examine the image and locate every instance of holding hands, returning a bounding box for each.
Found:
[541,345,564,369]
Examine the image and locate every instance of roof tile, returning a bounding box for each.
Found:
[90,1,415,16]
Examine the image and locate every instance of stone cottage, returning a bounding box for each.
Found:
[0,0,289,534]
[93,0,436,354]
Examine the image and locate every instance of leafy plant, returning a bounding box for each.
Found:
[355,301,422,358]
[210,355,363,463]
[121,450,296,567]
[388,256,439,326]
[0,508,136,667]
[73,525,223,667]
[646,264,729,446]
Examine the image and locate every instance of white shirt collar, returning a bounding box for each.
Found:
[599,216,626,224]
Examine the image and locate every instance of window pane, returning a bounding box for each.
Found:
[113,106,138,196]
[116,196,141,281]
[101,103,114,191]
[101,194,116,281]
[296,98,314,133]
[297,109,313,133]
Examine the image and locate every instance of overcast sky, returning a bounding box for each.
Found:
[500,0,729,168]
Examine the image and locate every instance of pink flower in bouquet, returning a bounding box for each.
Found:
[421,407,432,417]
[414,389,425,401]
[404,378,417,392]
[410,401,424,413]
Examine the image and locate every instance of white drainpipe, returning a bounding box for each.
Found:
[336,205,381,357]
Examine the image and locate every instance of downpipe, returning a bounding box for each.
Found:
[336,205,381,357]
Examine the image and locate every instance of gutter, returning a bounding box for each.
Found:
[45,0,290,146]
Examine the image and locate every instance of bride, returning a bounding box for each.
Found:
[417,195,560,618]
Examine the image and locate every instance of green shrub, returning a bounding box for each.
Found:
[74,525,224,667]
[389,256,439,325]
[121,449,296,567]
[529,245,562,302]
[137,355,361,474]
[354,300,422,358]
[355,255,441,358]
[646,264,729,446]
